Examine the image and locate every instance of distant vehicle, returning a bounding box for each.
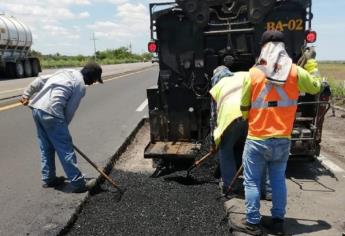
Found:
[151,56,159,63]
[0,14,41,78]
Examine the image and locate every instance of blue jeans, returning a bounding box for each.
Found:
[243,138,290,224]
[218,119,247,188]
[32,109,85,187]
[262,167,272,196]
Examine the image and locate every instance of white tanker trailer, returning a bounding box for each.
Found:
[0,14,41,78]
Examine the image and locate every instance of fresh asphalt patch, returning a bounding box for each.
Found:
[64,169,229,235]
[62,122,229,235]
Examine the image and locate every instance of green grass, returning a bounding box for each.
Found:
[41,59,88,68]
[31,47,153,69]
[319,62,345,98]
[327,79,345,107]
[319,62,345,81]
[319,62,345,106]
[40,58,145,69]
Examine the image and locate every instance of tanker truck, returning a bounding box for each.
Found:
[144,0,331,172]
[0,14,41,78]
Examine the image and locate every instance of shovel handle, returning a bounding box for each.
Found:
[194,152,213,166]
[73,145,120,190]
[187,152,213,173]
[224,164,243,197]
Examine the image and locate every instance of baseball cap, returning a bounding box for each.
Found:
[82,62,103,84]
[260,30,285,46]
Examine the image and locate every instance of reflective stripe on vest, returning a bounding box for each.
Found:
[251,83,298,109]
[248,64,299,138]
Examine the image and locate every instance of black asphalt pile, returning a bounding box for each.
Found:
[65,167,229,236]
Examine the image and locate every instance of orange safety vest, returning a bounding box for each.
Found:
[248,64,299,138]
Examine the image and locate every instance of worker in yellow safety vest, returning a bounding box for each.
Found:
[209,66,248,196]
[232,30,327,235]
[210,65,272,198]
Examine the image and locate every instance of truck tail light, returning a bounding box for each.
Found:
[148,41,157,53]
[306,31,317,43]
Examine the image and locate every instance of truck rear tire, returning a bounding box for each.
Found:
[15,61,24,78]
[24,60,32,77]
[31,59,39,77]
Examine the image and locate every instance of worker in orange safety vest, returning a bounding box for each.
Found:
[231,30,327,235]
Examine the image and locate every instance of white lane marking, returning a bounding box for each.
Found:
[317,155,345,173]
[136,99,148,112]
[104,68,150,82]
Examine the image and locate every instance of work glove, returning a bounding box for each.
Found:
[320,81,332,97]
[297,46,316,68]
[303,46,316,60]
[19,96,29,106]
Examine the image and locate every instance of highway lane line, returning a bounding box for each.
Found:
[317,155,345,173]
[103,68,153,83]
[0,102,22,112]
[136,99,148,112]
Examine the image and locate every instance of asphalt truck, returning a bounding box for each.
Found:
[0,14,41,78]
[144,0,330,171]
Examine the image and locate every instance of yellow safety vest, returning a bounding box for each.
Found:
[209,72,247,146]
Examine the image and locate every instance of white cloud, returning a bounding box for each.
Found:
[0,0,91,7]
[70,0,91,4]
[1,4,74,20]
[88,21,118,29]
[97,0,129,4]
[78,11,90,19]
[87,21,131,38]
[87,2,149,41]
[42,25,80,39]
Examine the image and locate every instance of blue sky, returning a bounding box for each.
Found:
[0,0,344,60]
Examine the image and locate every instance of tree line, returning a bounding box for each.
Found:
[30,47,153,69]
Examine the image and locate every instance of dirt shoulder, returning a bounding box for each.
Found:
[320,108,345,168]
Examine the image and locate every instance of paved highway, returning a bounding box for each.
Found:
[1,63,345,236]
[0,63,157,235]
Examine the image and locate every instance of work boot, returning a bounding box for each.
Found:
[42,176,65,188]
[67,179,97,193]
[261,216,285,236]
[230,218,265,236]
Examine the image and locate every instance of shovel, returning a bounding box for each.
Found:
[224,164,243,198]
[186,151,214,178]
[73,144,124,194]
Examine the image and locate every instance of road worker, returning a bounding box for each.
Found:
[232,30,326,235]
[210,66,272,198]
[19,62,103,193]
[209,66,248,196]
